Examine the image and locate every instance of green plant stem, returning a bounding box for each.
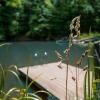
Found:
[26,67,29,100]
[0,65,5,91]
[91,44,94,99]
[88,44,91,100]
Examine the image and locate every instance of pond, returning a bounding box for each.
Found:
[0,41,87,92]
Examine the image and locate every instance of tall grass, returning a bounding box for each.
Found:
[0,43,48,100]
[55,16,100,100]
[83,29,100,100]
[55,16,81,100]
[0,64,47,100]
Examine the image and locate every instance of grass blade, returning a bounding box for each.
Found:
[0,64,5,90]
[3,88,17,100]
[7,70,22,86]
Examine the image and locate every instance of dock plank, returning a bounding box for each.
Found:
[18,62,89,100]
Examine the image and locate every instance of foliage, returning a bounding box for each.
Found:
[83,36,100,100]
[0,63,46,100]
[0,0,100,41]
[55,16,100,100]
[79,32,100,39]
[0,43,49,100]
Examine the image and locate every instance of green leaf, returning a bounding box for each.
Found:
[3,88,17,100]
[7,70,22,86]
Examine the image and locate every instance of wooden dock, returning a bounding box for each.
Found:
[18,62,89,100]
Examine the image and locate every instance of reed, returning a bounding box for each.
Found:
[55,16,81,100]
[55,16,100,100]
[83,29,100,100]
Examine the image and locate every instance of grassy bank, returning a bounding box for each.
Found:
[79,32,100,39]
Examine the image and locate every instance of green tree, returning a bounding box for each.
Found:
[0,0,100,41]
[0,0,23,40]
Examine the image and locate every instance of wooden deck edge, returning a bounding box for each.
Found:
[18,69,59,99]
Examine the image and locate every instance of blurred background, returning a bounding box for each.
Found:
[0,0,100,41]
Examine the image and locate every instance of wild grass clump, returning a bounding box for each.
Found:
[0,44,48,100]
[56,16,100,100]
[56,16,81,100]
[0,64,44,100]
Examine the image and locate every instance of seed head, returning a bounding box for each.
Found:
[70,16,81,38]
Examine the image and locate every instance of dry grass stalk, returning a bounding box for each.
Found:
[69,16,80,47]
[55,16,81,100]
[70,16,80,100]
[66,16,80,100]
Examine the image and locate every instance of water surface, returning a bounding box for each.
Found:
[0,41,87,90]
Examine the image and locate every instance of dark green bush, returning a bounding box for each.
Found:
[0,0,100,41]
